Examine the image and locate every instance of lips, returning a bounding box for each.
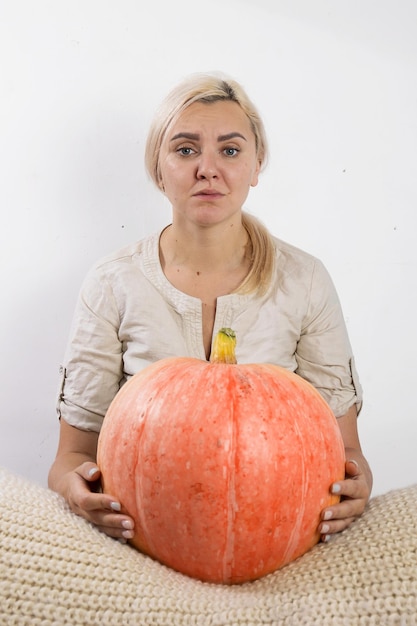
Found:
[193,189,224,197]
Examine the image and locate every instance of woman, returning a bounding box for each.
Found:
[49,73,372,543]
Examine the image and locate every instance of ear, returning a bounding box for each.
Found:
[157,173,165,193]
[250,159,261,188]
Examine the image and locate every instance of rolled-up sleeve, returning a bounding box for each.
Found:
[295,259,363,417]
[56,269,123,432]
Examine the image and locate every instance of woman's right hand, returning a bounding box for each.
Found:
[63,462,135,541]
[48,419,135,541]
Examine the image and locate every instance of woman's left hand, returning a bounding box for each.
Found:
[319,452,372,541]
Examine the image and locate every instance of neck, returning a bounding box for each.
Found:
[160,219,250,272]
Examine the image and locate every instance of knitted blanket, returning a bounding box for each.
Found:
[0,467,416,626]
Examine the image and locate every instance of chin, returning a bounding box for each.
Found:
[188,205,241,227]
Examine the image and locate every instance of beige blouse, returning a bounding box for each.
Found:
[57,230,362,432]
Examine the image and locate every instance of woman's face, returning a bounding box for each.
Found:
[158,100,261,227]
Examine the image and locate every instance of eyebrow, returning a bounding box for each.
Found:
[170,132,247,142]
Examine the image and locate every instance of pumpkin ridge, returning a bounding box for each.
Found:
[281,415,309,564]
[222,366,238,581]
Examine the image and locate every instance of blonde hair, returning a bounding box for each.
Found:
[239,212,276,296]
[145,72,275,295]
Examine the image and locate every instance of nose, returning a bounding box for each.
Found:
[196,151,219,180]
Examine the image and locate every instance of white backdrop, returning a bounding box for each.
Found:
[1,0,416,497]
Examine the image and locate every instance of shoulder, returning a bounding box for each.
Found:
[92,231,159,275]
[77,231,161,304]
[267,236,338,309]
[272,236,329,280]
[272,236,317,263]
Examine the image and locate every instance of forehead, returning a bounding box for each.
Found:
[168,100,254,138]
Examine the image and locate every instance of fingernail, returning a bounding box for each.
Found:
[88,467,99,478]
[347,459,359,469]
[323,510,333,521]
[331,483,341,494]
[110,501,121,512]
[122,519,134,530]
[322,534,331,543]
[122,530,134,539]
[321,524,330,534]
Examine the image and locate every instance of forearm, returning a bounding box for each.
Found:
[336,404,373,495]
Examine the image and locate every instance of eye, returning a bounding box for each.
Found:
[223,147,240,157]
[177,146,195,156]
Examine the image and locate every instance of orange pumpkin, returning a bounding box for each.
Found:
[97,328,345,584]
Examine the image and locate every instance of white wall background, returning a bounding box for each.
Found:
[1,0,416,497]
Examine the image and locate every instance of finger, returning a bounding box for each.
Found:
[319,504,358,538]
[345,458,360,478]
[96,518,136,540]
[71,483,125,516]
[331,477,368,501]
[321,492,367,530]
[320,516,356,541]
[66,473,122,516]
[74,487,136,535]
[322,495,364,521]
[70,492,136,539]
[66,465,136,539]
[76,462,101,483]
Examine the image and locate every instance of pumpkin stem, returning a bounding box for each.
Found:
[210,328,237,364]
